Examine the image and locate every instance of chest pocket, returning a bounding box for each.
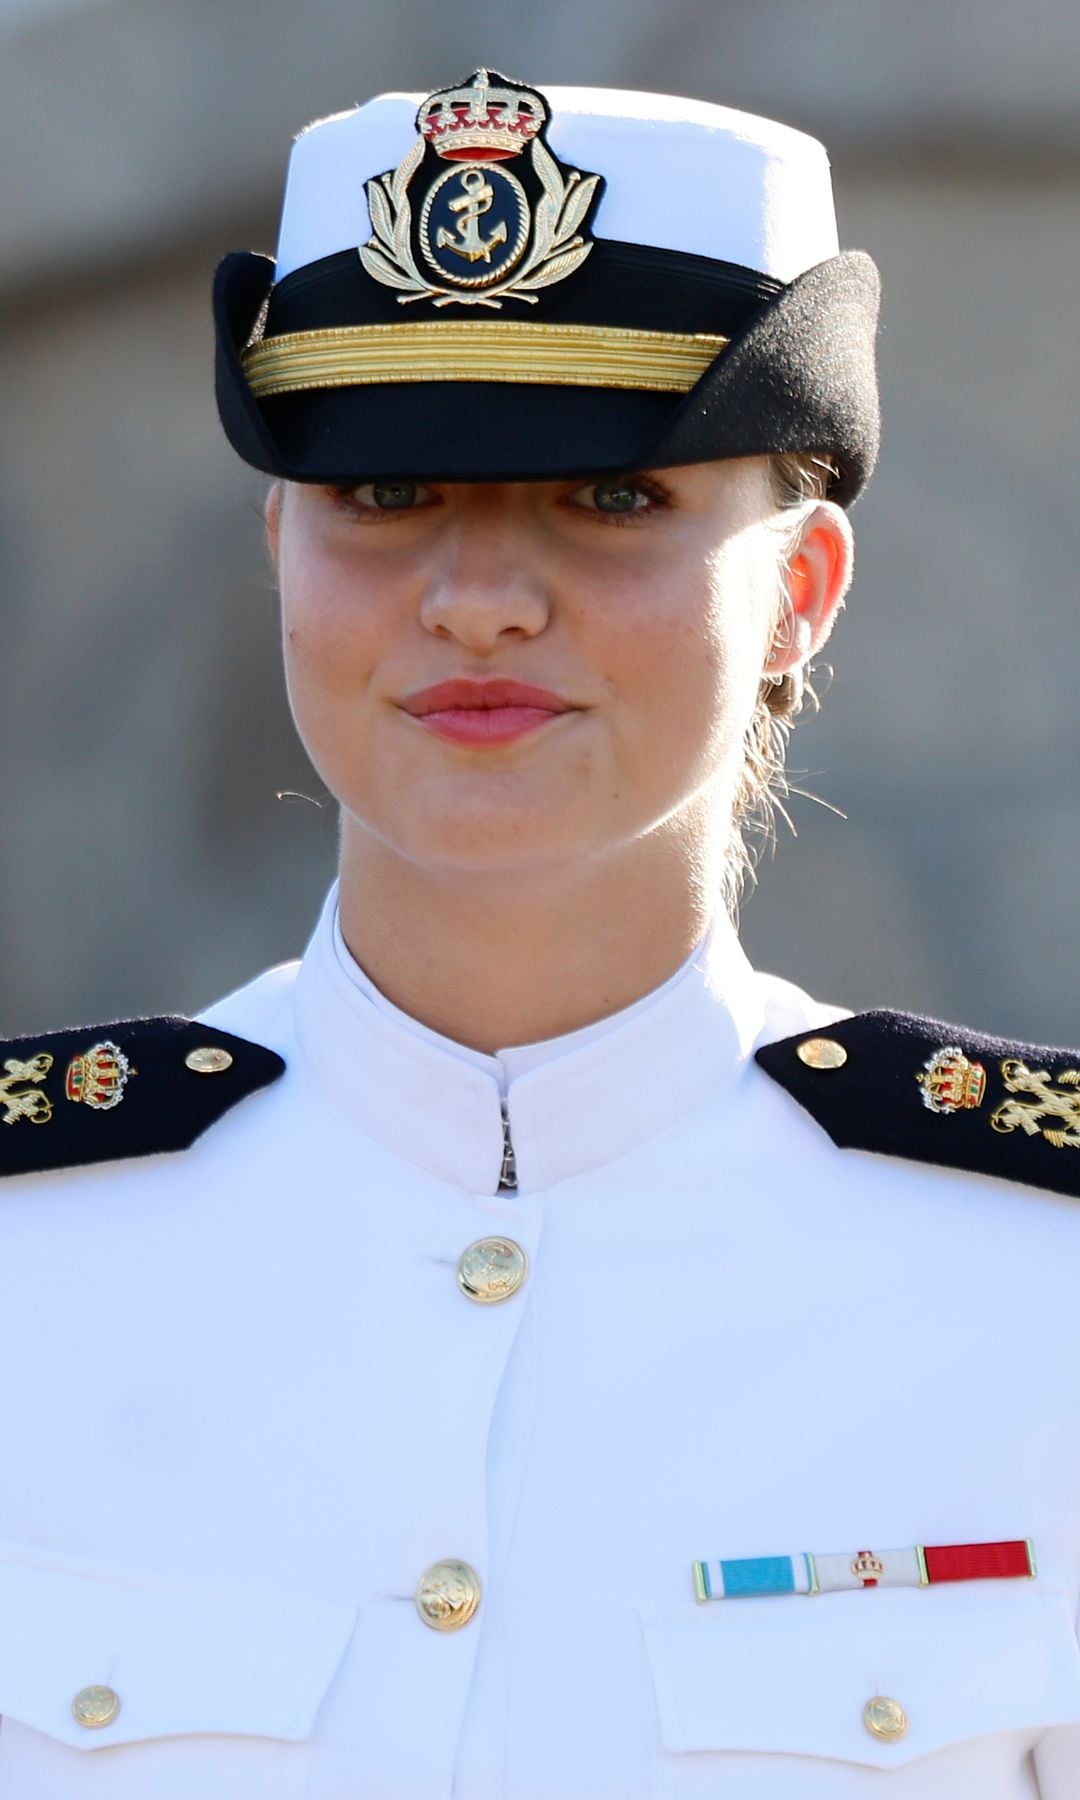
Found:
[0,1541,355,1799]
[642,1582,1080,1792]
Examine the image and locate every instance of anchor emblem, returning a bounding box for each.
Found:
[436,168,508,265]
[990,1058,1080,1150]
[0,1053,54,1126]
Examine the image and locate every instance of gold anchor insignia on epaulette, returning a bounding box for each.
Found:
[0,1054,55,1125]
[990,1059,1080,1150]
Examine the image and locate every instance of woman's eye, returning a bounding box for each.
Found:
[568,477,664,517]
[339,480,437,513]
[370,480,420,510]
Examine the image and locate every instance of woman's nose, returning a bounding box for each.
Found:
[419,520,551,649]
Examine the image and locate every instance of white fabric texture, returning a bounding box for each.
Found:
[274,85,839,283]
[0,890,1076,1795]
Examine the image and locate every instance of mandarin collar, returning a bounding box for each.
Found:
[291,886,764,1195]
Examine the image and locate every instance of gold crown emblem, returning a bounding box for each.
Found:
[851,1549,886,1581]
[916,1045,987,1115]
[64,1040,134,1111]
[418,69,547,161]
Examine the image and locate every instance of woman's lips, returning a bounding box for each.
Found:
[400,679,575,748]
[418,706,560,746]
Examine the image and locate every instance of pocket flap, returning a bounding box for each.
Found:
[0,1542,355,1751]
[643,1583,1080,1768]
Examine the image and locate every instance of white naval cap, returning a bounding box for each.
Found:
[275,87,840,286]
[214,67,880,504]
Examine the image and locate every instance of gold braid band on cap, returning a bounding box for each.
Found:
[241,321,729,398]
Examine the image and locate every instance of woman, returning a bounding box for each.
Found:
[1,70,1079,1799]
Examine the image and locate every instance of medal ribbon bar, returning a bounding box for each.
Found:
[693,1538,1035,1602]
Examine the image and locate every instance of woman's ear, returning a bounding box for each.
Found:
[264,480,284,564]
[770,500,854,674]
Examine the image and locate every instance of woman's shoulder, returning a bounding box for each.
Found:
[196,955,301,1049]
[754,995,1080,1204]
[753,966,852,1043]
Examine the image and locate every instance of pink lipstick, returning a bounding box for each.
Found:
[400,678,574,747]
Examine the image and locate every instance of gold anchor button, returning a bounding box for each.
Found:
[416,1559,482,1632]
[863,1695,908,1742]
[72,1685,121,1729]
[185,1046,235,1075]
[457,1237,528,1305]
[797,1037,848,1070]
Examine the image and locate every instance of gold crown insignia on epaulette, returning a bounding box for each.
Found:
[64,1040,134,1111]
[916,1046,987,1114]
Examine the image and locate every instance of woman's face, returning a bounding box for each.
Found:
[271,459,844,886]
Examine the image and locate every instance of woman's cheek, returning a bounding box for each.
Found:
[284,597,368,698]
[282,620,355,770]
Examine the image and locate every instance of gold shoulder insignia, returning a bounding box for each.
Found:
[0,1017,284,1180]
[756,1011,1080,1201]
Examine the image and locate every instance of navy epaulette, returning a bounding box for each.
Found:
[0,1017,285,1180]
[755,1011,1080,1201]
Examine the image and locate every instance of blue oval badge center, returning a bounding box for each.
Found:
[420,164,530,289]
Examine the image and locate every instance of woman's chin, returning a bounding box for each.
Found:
[351,803,598,878]
[415,824,588,875]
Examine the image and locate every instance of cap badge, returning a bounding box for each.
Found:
[64,1041,135,1111]
[360,69,604,309]
[0,1053,55,1126]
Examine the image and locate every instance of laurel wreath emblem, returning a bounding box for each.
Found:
[360,137,601,309]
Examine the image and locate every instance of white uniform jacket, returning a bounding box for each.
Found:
[1,887,1079,1798]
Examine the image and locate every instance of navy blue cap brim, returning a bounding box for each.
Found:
[213,247,880,506]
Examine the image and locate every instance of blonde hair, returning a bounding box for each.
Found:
[725,451,839,915]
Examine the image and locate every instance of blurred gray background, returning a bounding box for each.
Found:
[2,0,1078,1038]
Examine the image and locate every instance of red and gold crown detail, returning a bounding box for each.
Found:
[851,1550,886,1583]
[916,1046,987,1115]
[418,69,547,162]
[65,1040,134,1111]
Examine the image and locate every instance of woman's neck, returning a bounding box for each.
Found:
[336,820,721,1054]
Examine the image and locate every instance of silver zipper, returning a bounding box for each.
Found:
[498,1100,518,1193]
